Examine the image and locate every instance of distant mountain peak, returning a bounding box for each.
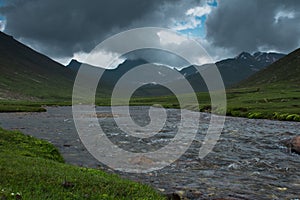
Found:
[253,51,285,63]
[236,52,253,60]
[253,51,263,58]
[239,51,252,56]
[69,58,79,62]
[68,59,81,65]
[66,59,82,71]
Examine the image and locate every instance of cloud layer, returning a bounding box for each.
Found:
[1,0,300,64]
[205,0,300,54]
[1,0,201,59]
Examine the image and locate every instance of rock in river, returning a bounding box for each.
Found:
[283,136,300,154]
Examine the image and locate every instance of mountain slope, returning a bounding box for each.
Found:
[237,48,300,88]
[217,51,285,86]
[0,31,75,100]
[180,51,285,90]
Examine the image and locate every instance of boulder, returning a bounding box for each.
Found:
[283,136,300,154]
[290,136,300,154]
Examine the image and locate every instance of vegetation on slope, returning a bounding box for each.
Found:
[226,48,300,121]
[0,31,75,101]
[237,48,300,87]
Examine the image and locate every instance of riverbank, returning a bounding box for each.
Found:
[0,127,165,200]
[1,85,300,122]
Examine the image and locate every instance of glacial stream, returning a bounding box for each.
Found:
[0,106,299,199]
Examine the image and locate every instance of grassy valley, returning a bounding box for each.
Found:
[0,29,300,200]
[0,30,300,121]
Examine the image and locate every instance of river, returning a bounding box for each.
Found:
[0,106,299,199]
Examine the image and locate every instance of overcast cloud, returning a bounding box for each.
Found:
[1,0,202,59]
[0,0,300,65]
[206,0,300,55]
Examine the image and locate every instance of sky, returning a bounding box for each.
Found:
[0,0,299,67]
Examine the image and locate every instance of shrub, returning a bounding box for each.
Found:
[286,114,300,121]
[279,113,289,120]
[272,112,300,121]
[248,112,263,119]
[294,115,300,121]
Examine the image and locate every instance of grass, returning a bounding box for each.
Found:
[1,82,300,122]
[0,100,72,112]
[225,84,300,121]
[126,84,300,122]
[0,127,165,200]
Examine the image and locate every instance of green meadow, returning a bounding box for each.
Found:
[1,82,300,122]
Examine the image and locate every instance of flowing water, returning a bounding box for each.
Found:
[0,106,299,199]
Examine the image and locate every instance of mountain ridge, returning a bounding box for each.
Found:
[0,30,289,100]
[237,48,300,88]
[68,50,285,93]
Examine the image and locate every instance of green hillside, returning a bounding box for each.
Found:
[237,48,300,88]
[225,48,300,120]
[0,31,75,101]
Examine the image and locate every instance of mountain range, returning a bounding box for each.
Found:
[67,50,285,95]
[0,30,296,100]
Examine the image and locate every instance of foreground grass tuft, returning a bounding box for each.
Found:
[0,128,165,200]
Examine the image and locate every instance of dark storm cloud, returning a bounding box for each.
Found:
[206,0,300,54]
[0,0,202,58]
